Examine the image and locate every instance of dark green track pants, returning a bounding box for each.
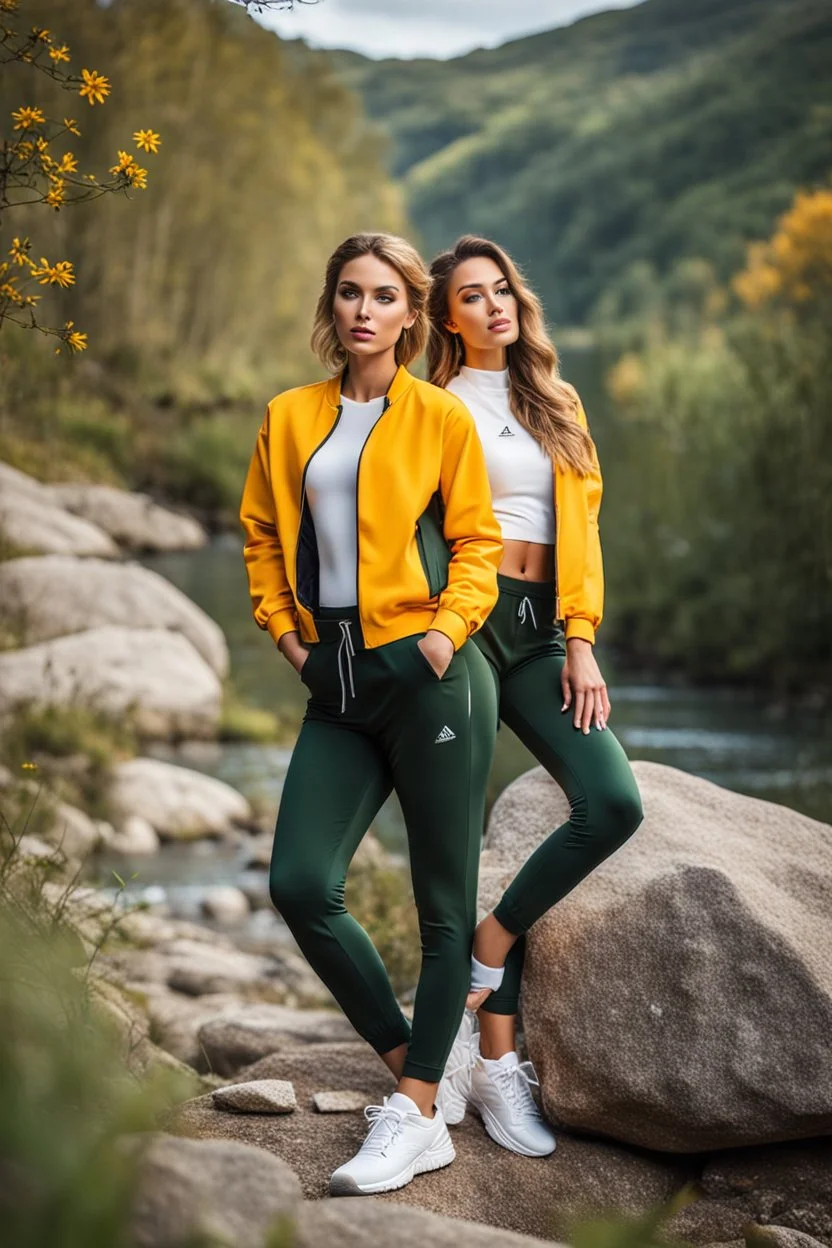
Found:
[268,609,498,1082]
[473,574,644,1016]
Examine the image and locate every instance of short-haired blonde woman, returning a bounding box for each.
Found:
[430,236,643,1158]
[240,233,502,1195]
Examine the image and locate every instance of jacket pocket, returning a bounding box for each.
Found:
[415,492,451,598]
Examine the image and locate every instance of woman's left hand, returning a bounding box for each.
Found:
[418,629,455,678]
[561,637,611,733]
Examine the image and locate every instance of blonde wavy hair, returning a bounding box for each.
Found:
[428,236,594,476]
[311,232,430,373]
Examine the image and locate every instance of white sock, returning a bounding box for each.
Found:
[482,1050,519,1071]
[387,1091,422,1117]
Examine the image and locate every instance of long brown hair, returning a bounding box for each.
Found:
[428,236,594,476]
[311,232,429,373]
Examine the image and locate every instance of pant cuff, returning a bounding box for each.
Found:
[402,1057,443,1083]
[478,995,519,1016]
[493,896,527,936]
[372,1022,412,1057]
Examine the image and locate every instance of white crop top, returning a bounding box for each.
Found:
[446,366,555,544]
[305,394,385,608]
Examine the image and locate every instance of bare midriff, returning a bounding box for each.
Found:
[499,538,555,582]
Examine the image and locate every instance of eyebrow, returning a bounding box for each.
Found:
[338,280,400,292]
[456,276,508,293]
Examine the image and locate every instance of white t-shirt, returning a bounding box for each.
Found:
[305,394,385,608]
[446,366,555,543]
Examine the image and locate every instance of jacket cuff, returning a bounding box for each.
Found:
[266,609,299,647]
[429,608,469,651]
[565,617,596,645]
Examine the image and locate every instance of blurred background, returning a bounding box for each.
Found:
[1,0,830,857]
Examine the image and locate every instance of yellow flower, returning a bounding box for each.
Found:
[31,258,75,288]
[8,236,33,267]
[32,26,51,41]
[79,68,110,106]
[49,43,70,64]
[61,322,88,353]
[63,117,81,136]
[0,280,25,305]
[13,140,34,161]
[0,1,20,13]
[127,164,148,190]
[109,149,135,175]
[45,180,66,208]
[133,128,161,154]
[12,105,46,130]
[20,761,38,771]
[58,152,78,173]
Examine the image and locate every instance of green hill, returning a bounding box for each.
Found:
[333,0,832,324]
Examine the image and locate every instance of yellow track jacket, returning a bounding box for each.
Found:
[554,399,605,644]
[240,365,502,652]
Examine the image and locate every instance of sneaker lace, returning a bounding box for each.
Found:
[444,1033,479,1086]
[360,1099,407,1157]
[492,1060,543,1121]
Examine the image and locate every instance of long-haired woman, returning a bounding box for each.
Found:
[240,233,502,1194]
[429,235,643,1157]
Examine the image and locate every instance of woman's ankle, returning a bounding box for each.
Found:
[473,912,517,969]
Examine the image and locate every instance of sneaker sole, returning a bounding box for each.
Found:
[469,1091,556,1158]
[328,1135,456,1196]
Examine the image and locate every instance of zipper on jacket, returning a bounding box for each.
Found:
[554,476,561,622]
[296,404,343,612]
[354,395,391,645]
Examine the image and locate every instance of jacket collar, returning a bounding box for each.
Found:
[324,363,415,410]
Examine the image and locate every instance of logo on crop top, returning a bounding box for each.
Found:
[498,426,515,438]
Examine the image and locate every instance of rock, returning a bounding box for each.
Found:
[212,1079,297,1114]
[46,483,207,552]
[0,556,228,676]
[170,1041,691,1240]
[0,627,221,739]
[744,1229,829,1248]
[483,762,832,1152]
[0,464,118,557]
[126,1132,300,1248]
[198,1004,358,1076]
[292,1201,560,1247]
[311,1090,367,1113]
[106,815,161,856]
[16,833,59,861]
[88,976,202,1086]
[109,757,251,840]
[201,886,250,925]
[136,985,248,1068]
[44,801,104,859]
[668,1139,832,1246]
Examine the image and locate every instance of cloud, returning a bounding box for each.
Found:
[254,0,644,60]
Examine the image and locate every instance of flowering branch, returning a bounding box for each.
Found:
[0,0,162,353]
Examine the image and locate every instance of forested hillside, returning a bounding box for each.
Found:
[335,0,832,324]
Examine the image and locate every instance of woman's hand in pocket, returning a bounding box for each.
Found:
[417,629,454,679]
[278,630,311,676]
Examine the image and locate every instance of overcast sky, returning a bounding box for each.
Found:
[252,0,646,60]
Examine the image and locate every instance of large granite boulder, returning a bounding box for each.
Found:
[0,463,117,557]
[197,1003,358,1075]
[0,626,221,738]
[293,1201,560,1247]
[480,761,832,1152]
[109,757,251,840]
[126,1133,300,1247]
[0,556,227,676]
[170,1041,691,1242]
[46,483,206,552]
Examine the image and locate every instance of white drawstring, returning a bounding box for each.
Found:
[337,618,356,714]
[517,596,537,629]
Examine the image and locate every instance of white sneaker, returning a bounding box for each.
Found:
[435,1010,479,1126]
[469,1051,557,1157]
[329,1092,455,1195]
